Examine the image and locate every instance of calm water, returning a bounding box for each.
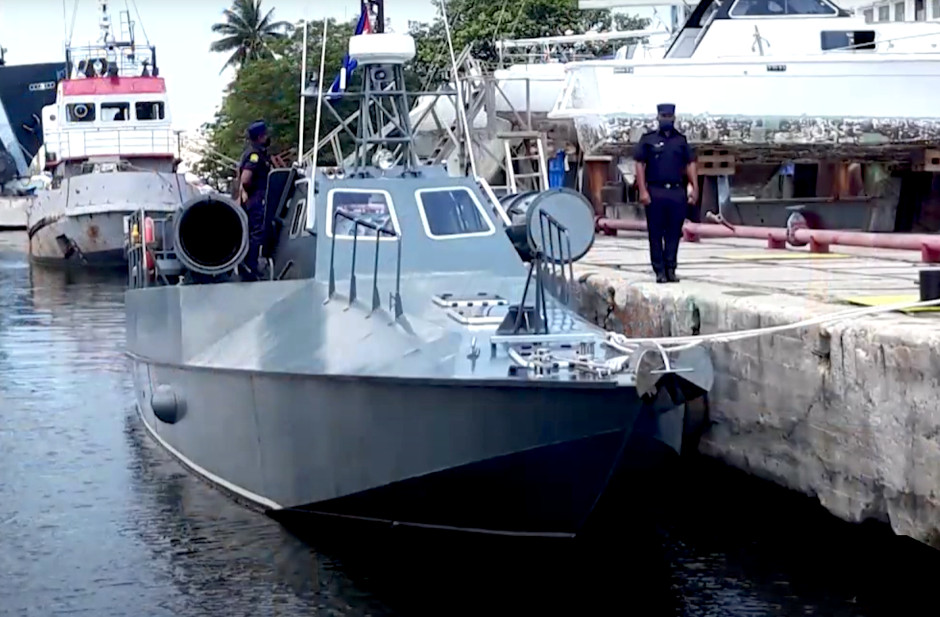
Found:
[1,230,938,616]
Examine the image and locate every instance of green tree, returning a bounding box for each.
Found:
[195,0,649,189]
[209,0,293,74]
[195,18,361,190]
[409,0,649,86]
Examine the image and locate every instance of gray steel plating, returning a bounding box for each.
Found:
[124,45,713,538]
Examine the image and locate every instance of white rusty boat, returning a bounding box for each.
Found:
[549,0,940,164]
[26,0,195,267]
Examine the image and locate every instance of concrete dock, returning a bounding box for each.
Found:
[571,232,940,548]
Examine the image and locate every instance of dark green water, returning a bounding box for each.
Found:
[1,231,937,616]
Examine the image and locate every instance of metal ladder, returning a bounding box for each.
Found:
[500,131,549,194]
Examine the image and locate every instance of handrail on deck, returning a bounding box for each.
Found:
[125,207,177,289]
[538,208,575,303]
[327,208,404,319]
[509,207,575,335]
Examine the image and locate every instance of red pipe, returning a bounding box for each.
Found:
[595,217,940,263]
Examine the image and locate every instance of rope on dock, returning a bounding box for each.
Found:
[604,297,940,355]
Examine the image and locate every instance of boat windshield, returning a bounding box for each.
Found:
[416,187,494,239]
[729,0,838,16]
[329,189,398,238]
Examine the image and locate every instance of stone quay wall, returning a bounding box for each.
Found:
[571,270,940,549]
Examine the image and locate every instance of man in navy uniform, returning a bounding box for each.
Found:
[633,103,698,283]
[236,119,271,281]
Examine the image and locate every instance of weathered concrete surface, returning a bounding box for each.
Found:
[572,234,940,548]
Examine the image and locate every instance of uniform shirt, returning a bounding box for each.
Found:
[632,128,696,186]
[239,143,271,199]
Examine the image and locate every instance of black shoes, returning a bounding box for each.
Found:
[655,270,680,283]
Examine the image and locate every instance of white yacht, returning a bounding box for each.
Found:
[548,0,940,163]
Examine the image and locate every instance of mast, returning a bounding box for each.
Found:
[350,0,419,173]
[66,0,155,79]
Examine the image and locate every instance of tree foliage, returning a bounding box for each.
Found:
[209,0,293,74]
[408,0,650,85]
[195,0,649,189]
[195,18,361,191]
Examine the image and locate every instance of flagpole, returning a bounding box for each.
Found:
[307,18,329,230]
[298,18,308,163]
[374,0,385,33]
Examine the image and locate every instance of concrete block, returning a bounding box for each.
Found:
[570,261,940,550]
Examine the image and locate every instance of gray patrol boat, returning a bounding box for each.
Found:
[123,25,714,539]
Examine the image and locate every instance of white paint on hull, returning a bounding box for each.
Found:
[551,54,940,120]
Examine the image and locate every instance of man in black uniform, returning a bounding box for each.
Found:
[236,119,271,281]
[633,103,699,283]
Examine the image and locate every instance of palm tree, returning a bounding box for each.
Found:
[210,0,292,74]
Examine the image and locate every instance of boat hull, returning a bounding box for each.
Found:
[28,208,140,267]
[0,195,29,230]
[129,355,688,537]
[551,55,940,162]
[26,170,192,267]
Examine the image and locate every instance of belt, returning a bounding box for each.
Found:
[649,182,682,189]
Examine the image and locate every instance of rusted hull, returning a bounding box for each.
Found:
[29,209,140,267]
[553,55,940,164]
[573,115,940,164]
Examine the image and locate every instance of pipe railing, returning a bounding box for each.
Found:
[124,207,176,289]
[328,208,403,318]
[539,208,575,305]
[595,217,940,263]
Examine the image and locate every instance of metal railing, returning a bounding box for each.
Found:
[327,208,403,318]
[47,127,175,161]
[507,208,574,335]
[538,208,575,305]
[125,208,178,289]
[67,43,156,79]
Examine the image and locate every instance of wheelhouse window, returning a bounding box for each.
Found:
[821,30,876,50]
[135,101,165,121]
[933,0,940,19]
[416,187,494,239]
[101,102,129,121]
[894,1,905,19]
[863,8,874,21]
[66,102,95,122]
[326,189,399,239]
[916,0,926,20]
[729,0,838,16]
[878,4,890,19]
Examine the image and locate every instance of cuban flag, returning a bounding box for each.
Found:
[326,2,371,101]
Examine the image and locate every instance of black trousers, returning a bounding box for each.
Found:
[645,186,687,275]
[242,194,266,280]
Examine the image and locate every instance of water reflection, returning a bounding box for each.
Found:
[1,230,939,616]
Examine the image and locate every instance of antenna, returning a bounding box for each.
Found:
[306,18,329,231]
[439,0,478,178]
[99,0,113,44]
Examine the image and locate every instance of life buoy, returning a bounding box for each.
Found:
[73,104,89,119]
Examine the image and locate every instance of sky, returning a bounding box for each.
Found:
[0,0,436,133]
